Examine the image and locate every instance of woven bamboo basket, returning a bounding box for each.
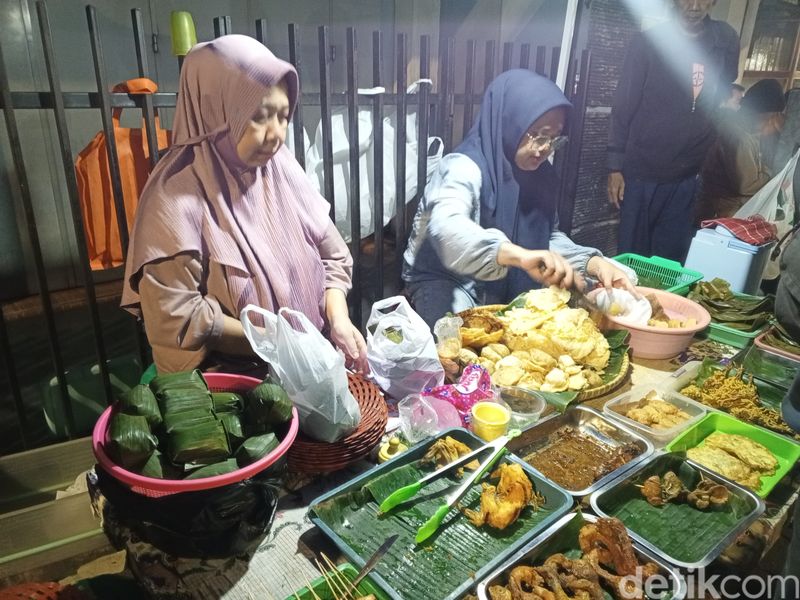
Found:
[455,304,631,401]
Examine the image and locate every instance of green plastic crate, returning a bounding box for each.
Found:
[665,412,800,498]
[707,321,767,349]
[613,253,703,296]
[285,563,390,600]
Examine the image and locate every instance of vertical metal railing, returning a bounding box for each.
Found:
[36,2,114,410]
[318,26,335,221]
[394,32,408,285]
[287,24,306,168]
[0,6,583,452]
[346,27,362,324]
[371,30,385,299]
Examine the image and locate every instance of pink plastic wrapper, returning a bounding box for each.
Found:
[422,364,494,427]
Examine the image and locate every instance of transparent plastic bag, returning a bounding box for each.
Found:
[366,296,444,399]
[241,305,361,443]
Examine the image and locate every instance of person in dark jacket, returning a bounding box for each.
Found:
[607,0,739,262]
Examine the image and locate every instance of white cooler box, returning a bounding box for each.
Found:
[684,227,775,294]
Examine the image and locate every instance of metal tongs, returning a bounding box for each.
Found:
[378,430,521,544]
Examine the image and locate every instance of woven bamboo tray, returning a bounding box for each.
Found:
[455,304,631,402]
[287,372,387,473]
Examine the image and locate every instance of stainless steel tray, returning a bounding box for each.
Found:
[509,405,654,497]
[477,512,687,600]
[308,427,574,600]
[590,452,765,569]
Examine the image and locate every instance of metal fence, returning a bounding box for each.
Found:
[0,2,591,451]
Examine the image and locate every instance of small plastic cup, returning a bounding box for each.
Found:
[471,401,511,441]
[494,386,546,430]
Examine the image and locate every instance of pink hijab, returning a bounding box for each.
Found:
[122,35,331,329]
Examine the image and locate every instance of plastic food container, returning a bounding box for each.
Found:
[742,339,800,391]
[665,412,800,498]
[494,386,546,430]
[603,387,707,446]
[471,401,511,441]
[587,287,711,359]
[92,373,299,498]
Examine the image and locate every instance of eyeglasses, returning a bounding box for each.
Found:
[524,132,568,153]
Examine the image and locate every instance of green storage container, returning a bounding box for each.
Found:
[666,412,800,498]
[707,322,768,349]
[613,253,703,296]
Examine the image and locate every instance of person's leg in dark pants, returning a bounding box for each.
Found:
[649,174,699,263]
[618,177,653,256]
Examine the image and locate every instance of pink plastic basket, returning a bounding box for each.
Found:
[92,372,298,498]
[588,287,711,360]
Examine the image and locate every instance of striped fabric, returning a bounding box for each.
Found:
[122,35,343,330]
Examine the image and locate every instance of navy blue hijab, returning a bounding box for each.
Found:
[455,69,571,303]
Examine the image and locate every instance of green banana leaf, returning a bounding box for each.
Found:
[108,412,158,470]
[236,432,279,466]
[167,419,230,464]
[118,384,162,428]
[212,392,245,414]
[594,454,756,564]
[184,458,240,480]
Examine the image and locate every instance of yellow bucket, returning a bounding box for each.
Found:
[471,401,510,441]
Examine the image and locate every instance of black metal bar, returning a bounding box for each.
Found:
[318,26,335,220]
[535,45,546,75]
[36,1,114,408]
[87,6,129,259]
[255,19,267,44]
[462,39,476,137]
[520,43,531,69]
[346,27,362,325]
[441,37,455,151]
[484,40,496,88]
[288,24,305,168]
[416,35,430,242]
[131,9,160,168]
[372,30,385,299]
[0,18,75,436]
[2,90,454,110]
[550,47,560,82]
[213,16,231,38]
[502,42,513,72]
[558,50,592,236]
[0,306,30,448]
[394,33,407,284]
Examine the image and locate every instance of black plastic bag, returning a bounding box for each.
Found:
[92,465,279,559]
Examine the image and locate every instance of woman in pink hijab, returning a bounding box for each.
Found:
[122,35,366,375]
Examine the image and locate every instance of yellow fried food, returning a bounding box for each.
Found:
[687,446,763,490]
[704,432,777,475]
[523,286,571,312]
[481,346,505,363]
[462,463,543,530]
[487,343,510,358]
[459,347,479,365]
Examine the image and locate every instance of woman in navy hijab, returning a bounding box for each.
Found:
[403,69,635,327]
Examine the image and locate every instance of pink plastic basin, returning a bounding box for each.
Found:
[92,372,299,497]
[588,287,711,360]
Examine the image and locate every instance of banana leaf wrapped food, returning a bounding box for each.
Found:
[236,432,279,466]
[168,419,230,464]
[212,392,245,414]
[162,408,216,434]
[245,377,293,433]
[689,278,774,332]
[150,369,208,395]
[118,384,162,428]
[108,412,158,469]
[136,449,181,479]
[184,458,240,480]
[220,413,247,449]
[157,389,214,416]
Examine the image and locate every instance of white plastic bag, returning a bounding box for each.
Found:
[240,305,361,443]
[366,296,444,399]
[735,149,800,279]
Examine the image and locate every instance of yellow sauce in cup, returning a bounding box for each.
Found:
[471,401,510,441]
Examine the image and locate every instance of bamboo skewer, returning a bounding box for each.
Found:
[314,557,349,600]
[283,574,303,600]
[295,565,323,600]
[320,553,356,599]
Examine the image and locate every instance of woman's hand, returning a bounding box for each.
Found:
[325,288,368,374]
[587,256,637,294]
[497,243,582,290]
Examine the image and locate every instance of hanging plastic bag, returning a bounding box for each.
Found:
[366,296,444,400]
[735,149,800,279]
[240,305,361,443]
